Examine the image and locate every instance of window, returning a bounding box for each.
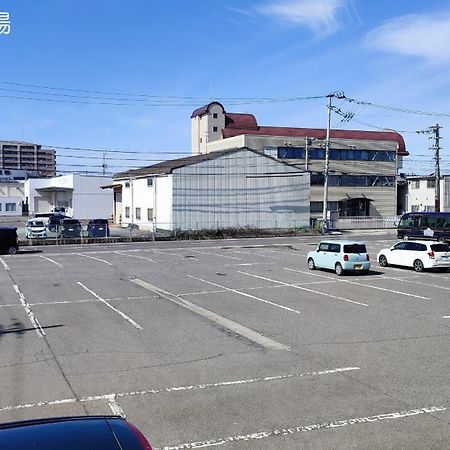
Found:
[147,208,153,221]
[424,205,434,212]
[125,206,130,218]
[212,126,218,132]
[147,178,153,187]
[411,205,420,212]
[411,180,420,189]
[213,113,218,118]
[0,203,2,211]
[5,203,16,212]
[329,243,341,253]
[125,181,130,188]
[310,201,323,213]
[135,207,141,220]
[318,243,330,252]
[427,179,436,188]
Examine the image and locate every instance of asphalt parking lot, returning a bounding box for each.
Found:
[1,232,450,449]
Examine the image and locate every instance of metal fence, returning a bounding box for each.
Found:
[333,216,400,230]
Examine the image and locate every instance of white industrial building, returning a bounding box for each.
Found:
[400,175,450,213]
[110,148,310,231]
[24,174,113,219]
[0,182,25,216]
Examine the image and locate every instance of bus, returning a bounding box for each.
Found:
[397,212,450,242]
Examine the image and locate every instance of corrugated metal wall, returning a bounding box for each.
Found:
[172,150,310,230]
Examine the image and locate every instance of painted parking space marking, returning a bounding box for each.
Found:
[114,250,158,263]
[39,255,63,268]
[0,257,10,271]
[13,284,45,338]
[77,282,143,330]
[0,366,359,412]
[158,406,446,450]
[148,250,199,260]
[191,249,242,261]
[130,277,290,350]
[187,275,301,314]
[286,268,431,300]
[76,253,113,266]
[239,271,369,307]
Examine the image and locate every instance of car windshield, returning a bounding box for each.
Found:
[343,244,367,253]
[29,221,45,227]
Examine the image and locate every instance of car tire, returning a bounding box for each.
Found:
[8,246,17,255]
[413,259,424,272]
[403,235,409,241]
[335,262,343,276]
[378,254,388,267]
[307,258,316,270]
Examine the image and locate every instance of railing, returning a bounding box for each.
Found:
[333,216,400,230]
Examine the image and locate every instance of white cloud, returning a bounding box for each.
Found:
[366,13,450,64]
[258,0,345,36]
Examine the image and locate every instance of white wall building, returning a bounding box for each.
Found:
[111,148,310,231]
[24,174,113,219]
[404,175,450,212]
[0,182,24,216]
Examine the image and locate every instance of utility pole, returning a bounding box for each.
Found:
[417,124,442,212]
[102,151,108,176]
[322,94,333,233]
[305,137,310,171]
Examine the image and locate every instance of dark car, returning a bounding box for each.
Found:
[87,219,110,237]
[0,227,19,254]
[0,416,152,450]
[59,218,82,238]
[47,214,70,232]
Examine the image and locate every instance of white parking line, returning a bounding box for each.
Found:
[158,406,446,450]
[149,250,199,260]
[0,366,359,412]
[39,255,63,268]
[239,271,369,307]
[114,251,157,263]
[130,278,290,350]
[76,253,113,266]
[13,284,45,338]
[106,395,125,417]
[0,257,10,271]
[191,249,242,261]
[187,275,301,314]
[77,282,143,330]
[286,269,430,300]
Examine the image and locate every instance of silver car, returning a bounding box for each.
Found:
[26,219,47,239]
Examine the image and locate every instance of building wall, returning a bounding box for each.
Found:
[406,176,450,212]
[0,183,24,216]
[0,141,56,177]
[191,104,225,155]
[113,175,172,229]
[172,150,310,231]
[206,134,398,217]
[25,175,112,218]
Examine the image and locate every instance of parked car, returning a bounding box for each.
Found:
[59,218,82,238]
[307,240,371,275]
[47,214,70,232]
[377,241,450,272]
[0,416,152,450]
[0,227,19,254]
[87,218,110,237]
[26,219,47,239]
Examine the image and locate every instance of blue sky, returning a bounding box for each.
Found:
[0,0,449,175]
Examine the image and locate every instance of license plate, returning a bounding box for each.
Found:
[353,264,362,269]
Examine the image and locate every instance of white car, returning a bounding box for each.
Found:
[25,219,47,239]
[377,241,450,272]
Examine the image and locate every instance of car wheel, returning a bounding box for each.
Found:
[307,258,316,270]
[8,246,17,255]
[403,235,409,241]
[378,254,388,267]
[438,236,447,243]
[413,259,424,272]
[335,262,343,276]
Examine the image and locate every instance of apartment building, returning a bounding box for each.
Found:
[401,175,450,213]
[0,141,56,177]
[191,102,408,218]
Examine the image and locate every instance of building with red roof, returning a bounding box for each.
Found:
[191,102,408,218]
